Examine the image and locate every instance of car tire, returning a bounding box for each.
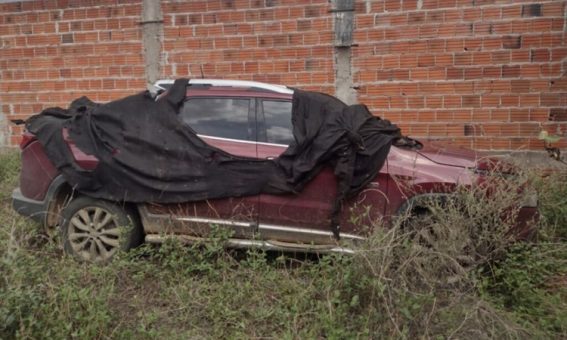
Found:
[60,197,143,263]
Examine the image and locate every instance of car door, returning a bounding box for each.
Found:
[141,96,260,239]
[256,99,389,245]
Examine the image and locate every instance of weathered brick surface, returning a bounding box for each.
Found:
[1,0,566,150]
[0,0,145,145]
[161,0,335,94]
[353,0,567,149]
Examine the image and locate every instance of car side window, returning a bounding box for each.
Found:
[180,98,253,141]
[262,100,293,145]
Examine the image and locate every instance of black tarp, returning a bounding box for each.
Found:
[26,78,407,238]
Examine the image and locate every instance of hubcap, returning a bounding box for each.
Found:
[68,207,122,262]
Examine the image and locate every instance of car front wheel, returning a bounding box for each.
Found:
[60,197,143,263]
[404,209,475,286]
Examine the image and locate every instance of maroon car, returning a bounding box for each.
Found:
[12,79,539,262]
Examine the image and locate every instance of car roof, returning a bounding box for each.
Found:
[153,79,294,95]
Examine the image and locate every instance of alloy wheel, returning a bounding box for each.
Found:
[68,207,122,262]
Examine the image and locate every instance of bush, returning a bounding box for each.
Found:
[476,169,567,338]
[0,150,565,339]
[535,172,567,241]
[478,243,567,336]
[0,150,19,199]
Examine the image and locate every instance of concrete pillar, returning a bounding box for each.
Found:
[0,111,7,147]
[332,0,357,105]
[334,48,357,105]
[141,0,163,90]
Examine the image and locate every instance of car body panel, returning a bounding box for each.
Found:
[12,175,69,227]
[384,145,474,220]
[142,135,261,239]
[19,139,59,201]
[417,141,479,168]
[256,141,389,243]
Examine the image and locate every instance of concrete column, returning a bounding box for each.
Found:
[141,0,163,90]
[0,111,7,147]
[332,0,357,105]
[334,48,357,105]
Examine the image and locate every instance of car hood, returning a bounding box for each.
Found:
[416,141,480,168]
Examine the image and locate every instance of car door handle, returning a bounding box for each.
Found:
[265,156,275,160]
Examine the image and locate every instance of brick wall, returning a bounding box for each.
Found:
[1,0,566,150]
[0,0,145,145]
[161,0,336,92]
[353,0,567,150]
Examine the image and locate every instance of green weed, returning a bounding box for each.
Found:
[535,172,567,241]
[0,150,565,339]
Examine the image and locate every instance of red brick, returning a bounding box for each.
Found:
[454,53,472,65]
[502,65,520,78]
[501,95,520,107]
[520,95,540,107]
[530,80,550,92]
[453,109,472,122]
[491,50,511,64]
[482,37,501,50]
[502,35,522,49]
[472,52,491,65]
[447,67,464,80]
[435,54,453,66]
[550,78,567,92]
[510,80,530,93]
[531,18,553,32]
[444,95,461,108]
[385,0,401,11]
[464,68,483,80]
[462,95,480,108]
[482,66,500,78]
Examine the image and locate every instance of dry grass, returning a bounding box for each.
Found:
[0,150,565,339]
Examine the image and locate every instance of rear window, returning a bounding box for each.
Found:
[263,100,293,145]
[180,98,253,141]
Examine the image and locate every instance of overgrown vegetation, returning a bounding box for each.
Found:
[1,150,565,339]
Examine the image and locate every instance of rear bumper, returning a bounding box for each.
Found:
[11,175,68,227]
[12,187,48,224]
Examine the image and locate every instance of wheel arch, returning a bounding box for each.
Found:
[395,193,456,220]
[44,176,74,229]
[44,176,142,231]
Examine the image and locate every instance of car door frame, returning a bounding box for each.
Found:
[140,94,261,239]
[255,97,388,245]
[255,98,365,245]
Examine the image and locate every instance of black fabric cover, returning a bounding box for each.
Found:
[26,78,404,238]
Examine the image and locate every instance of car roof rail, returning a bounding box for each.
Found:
[152,79,294,95]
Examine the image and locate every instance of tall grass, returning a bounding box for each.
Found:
[0,149,565,339]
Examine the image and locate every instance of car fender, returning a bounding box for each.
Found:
[12,175,74,228]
